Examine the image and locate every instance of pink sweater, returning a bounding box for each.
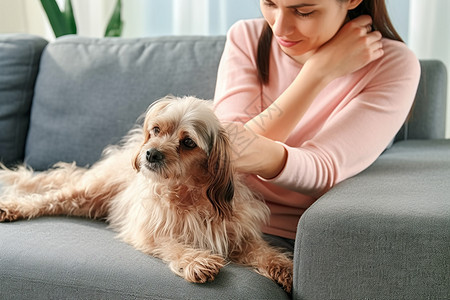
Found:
[213,19,421,239]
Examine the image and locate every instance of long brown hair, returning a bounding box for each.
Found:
[257,0,403,84]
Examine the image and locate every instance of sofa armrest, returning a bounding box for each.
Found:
[293,140,450,299]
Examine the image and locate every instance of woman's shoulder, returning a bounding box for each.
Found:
[223,19,266,61]
[377,38,420,75]
[382,39,417,59]
[227,18,266,43]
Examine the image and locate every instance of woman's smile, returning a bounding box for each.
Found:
[276,36,301,48]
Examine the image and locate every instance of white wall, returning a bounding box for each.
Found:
[408,0,450,137]
[387,0,450,137]
[121,0,261,37]
[0,0,51,38]
[0,0,115,40]
[386,0,410,43]
[71,0,116,37]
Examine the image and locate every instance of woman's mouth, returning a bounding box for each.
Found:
[276,37,300,48]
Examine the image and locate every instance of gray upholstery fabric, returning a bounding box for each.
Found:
[0,34,47,166]
[294,140,450,300]
[1,33,449,299]
[396,60,447,141]
[0,217,289,300]
[25,36,225,170]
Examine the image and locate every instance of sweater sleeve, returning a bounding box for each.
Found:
[213,20,264,123]
[261,41,421,197]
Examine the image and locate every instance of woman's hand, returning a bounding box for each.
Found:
[245,16,384,143]
[224,122,287,179]
[306,15,384,82]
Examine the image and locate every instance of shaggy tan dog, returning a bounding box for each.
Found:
[0,96,292,292]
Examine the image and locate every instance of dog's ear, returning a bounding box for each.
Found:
[206,127,234,219]
[132,97,174,172]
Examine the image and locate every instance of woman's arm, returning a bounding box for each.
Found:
[230,41,420,193]
[214,18,419,189]
[245,15,384,142]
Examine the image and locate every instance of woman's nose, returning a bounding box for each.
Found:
[272,11,294,37]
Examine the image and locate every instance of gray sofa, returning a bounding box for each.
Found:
[0,33,448,300]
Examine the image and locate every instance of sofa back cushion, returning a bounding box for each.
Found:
[395,60,447,141]
[0,34,47,166]
[25,35,225,170]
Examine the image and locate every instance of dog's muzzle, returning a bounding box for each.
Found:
[146,148,165,171]
[146,148,164,163]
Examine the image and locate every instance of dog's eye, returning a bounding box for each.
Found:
[181,138,197,149]
[152,127,160,136]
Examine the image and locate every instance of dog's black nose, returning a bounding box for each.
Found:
[146,149,164,163]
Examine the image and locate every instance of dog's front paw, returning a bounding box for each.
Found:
[185,254,225,283]
[0,207,20,222]
[173,253,225,283]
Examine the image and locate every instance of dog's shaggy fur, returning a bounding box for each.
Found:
[0,96,292,292]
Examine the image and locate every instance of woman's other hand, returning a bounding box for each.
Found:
[306,15,384,81]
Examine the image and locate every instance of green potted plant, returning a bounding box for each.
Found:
[40,0,123,37]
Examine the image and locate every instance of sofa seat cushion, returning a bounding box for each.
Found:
[25,35,225,170]
[0,34,47,166]
[294,139,450,299]
[0,217,289,299]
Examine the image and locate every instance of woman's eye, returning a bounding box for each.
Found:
[263,0,276,7]
[152,127,160,136]
[295,10,314,18]
[181,138,197,149]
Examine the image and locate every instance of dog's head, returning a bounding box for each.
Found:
[133,96,234,217]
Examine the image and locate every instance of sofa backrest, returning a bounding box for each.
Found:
[0,34,447,170]
[0,34,48,167]
[395,60,448,141]
[24,35,226,170]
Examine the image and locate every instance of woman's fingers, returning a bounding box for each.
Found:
[349,14,373,28]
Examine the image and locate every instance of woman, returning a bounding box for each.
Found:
[213,0,420,249]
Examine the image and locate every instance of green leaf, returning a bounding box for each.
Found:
[63,0,77,34]
[104,0,123,37]
[40,0,77,37]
